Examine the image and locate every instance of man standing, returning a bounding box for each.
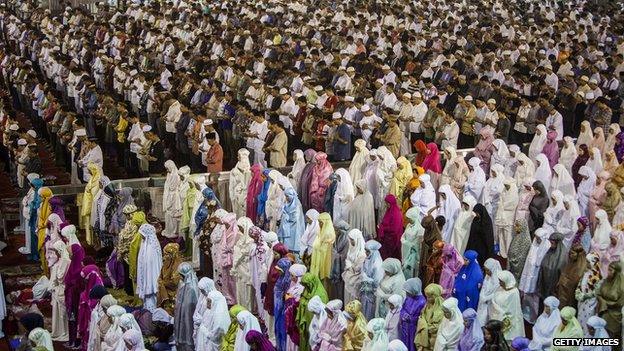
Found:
[264,120,287,168]
[245,112,269,167]
[78,137,103,182]
[205,132,223,173]
[144,126,165,175]
[331,112,351,161]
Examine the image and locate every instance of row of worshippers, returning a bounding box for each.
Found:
[24,135,624,351]
[1,0,624,184]
[15,189,619,351]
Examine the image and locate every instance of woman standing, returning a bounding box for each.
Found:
[332,168,354,224]
[433,297,464,350]
[233,217,254,310]
[64,243,85,349]
[476,259,502,325]
[347,181,376,240]
[361,240,384,320]
[309,152,333,212]
[528,181,549,234]
[315,300,347,351]
[552,307,584,347]
[458,309,484,351]
[234,311,262,351]
[596,261,624,341]
[137,224,163,312]
[285,264,306,350]
[343,300,368,351]
[401,207,425,279]
[343,229,366,304]
[453,250,483,312]
[489,271,524,341]
[575,253,602,334]
[536,233,568,299]
[377,194,404,260]
[278,188,305,253]
[310,213,335,290]
[450,196,477,255]
[50,241,70,341]
[175,262,199,351]
[507,220,532,282]
[399,278,426,351]
[158,243,183,309]
[529,296,561,350]
[163,160,182,238]
[415,284,444,351]
[273,258,292,351]
[229,149,252,217]
[375,258,406,318]
[296,273,328,351]
[555,245,587,308]
[465,204,494,263]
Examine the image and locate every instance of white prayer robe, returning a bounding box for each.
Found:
[162,161,182,238]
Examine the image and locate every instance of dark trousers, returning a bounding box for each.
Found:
[122,260,134,296]
[458,132,475,149]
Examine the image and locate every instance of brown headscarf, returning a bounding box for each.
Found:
[157,243,183,306]
[596,262,624,339]
[419,215,442,279]
[555,245,587,308]
[602,182,622,221]
[423,240,445,287]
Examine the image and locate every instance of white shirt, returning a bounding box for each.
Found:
[545,111,564,141]
[278,97,297,134]
[409,101,428,133]
[247,120,269,149]
[441,121,459,150]
[164,101,182,133]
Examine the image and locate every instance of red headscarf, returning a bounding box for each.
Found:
[246,164,264,222]
[414,140,427,165]
[421,143,442,173]
[377,194,404,260]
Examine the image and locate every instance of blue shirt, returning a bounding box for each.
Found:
[332,123,351,161]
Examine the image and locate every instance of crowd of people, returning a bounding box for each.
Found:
[1,0,624,350]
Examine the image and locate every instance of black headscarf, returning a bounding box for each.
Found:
[482,320,510,351]
[19,313,44,334]
[528,181,549,235]
[537,233,569,299]
[466,203,495,263]
[572,144,590,187]
[89,285,108,300]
